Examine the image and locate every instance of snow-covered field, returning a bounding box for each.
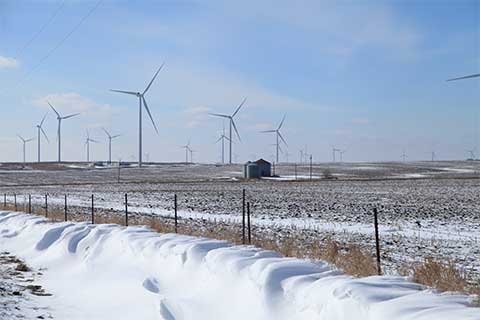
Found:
[0,211,478,320]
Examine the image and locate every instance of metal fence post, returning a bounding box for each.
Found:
[64,194,67,221]
[174,194,178,233]
[242,189,246,244]
[91,194,94,224]
[45,194,48,218]
[247,202,251,245]
[3,193,6,208]
[28,195,31,213]
[14,194,17,211]
[373,207,382,275]
[125,193,128,227]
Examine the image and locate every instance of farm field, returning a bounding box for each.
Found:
[0,161,479,280]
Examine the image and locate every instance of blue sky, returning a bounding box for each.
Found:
[0,0,479,163]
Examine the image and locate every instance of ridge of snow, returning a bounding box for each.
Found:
[0,211,477,320]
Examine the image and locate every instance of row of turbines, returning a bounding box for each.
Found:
[16,69,479,166]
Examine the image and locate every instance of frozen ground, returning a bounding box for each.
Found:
[0,211,478,320]
[0,161,479,278]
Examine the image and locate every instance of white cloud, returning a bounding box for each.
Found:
[0,55,19,68]
[32,92,116,126]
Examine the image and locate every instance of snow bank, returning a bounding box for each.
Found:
[0,211,477,320]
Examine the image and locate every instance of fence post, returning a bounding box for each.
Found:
[373,207,382,275]
[14,194,17,211]
[242,189,246,244]
[64,194,67,221]
[28,195,31,213]
[247,202,251,244]
[3,193,6,208]
[174,194,178,233]
[45,194,48,218]
[91,194,94,224]
[125,193,128,227]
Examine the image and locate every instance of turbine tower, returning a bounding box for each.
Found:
[261,115,287,164]
[85,130,99,163]
[339,150,346,162]
[209,98,246,164]
[18,135,34,165]
[49,102,80,163]
[36,112,49,162]
[110,64,164,167]
[103,128,121,164]
[331,145,340,162]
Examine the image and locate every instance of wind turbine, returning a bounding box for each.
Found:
[103,128,121,164]
[261,115,287,164]
[209,98,247,164]
[181,140,191,163]
[447,74,480,81]
[430,151,436,162]
[189,148,197,163]
[339,150,346,162]
[49,102,80,163]
[110,64,164,167]
[18,135,34,165]
[85,130,99,163]
[331,145,340,162]
[467,149,476,160]
[216,125,230,164]
[35,112,49,162]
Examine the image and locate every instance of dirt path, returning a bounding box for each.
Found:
[0,251,53,319]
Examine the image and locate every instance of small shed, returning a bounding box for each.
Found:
[255,159,271,177]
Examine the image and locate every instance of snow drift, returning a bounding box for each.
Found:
[0,211,477,320]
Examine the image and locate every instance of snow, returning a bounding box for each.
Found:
[0,211,477,320]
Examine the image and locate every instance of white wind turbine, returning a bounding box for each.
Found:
[331,145,340,162]
[216,124,230,164]
[85,130,99,163]
[261,115,287,164]
[102,128,121,164]
[18,135,34,165]
[181,140,191,163]
[49,102,80,163]
[110,64,164,167]
[209,98,247,164]
[36,112,49,162]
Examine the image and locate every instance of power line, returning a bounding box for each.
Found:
[22,0,104,81]
[14,0,67,59]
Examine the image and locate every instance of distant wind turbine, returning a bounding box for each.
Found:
[36,112,49,162]
[331,145,340,162]
[110,64,164,167]
[181,140,191,163]
[339,150,346,162]
[261,115,287,164]
[102,128,121,164]
[18,135,34,165]
[447,74,480,81]
[49,102,80,163]
[209,98,247,164]
[216,124,230,164]
[467,149,476,160]
[85,130,99,162]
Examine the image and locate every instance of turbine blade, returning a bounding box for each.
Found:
[62,113,80,120]
[48,102,60,117]
[111,134,121,139]
[216,136,223,143]
[278,114,286,130]
[41,127,49,143]
[446,73,480,81]
[278,131,287,146]
[261,130,276,133]
[143,63,165,94]
[208,113,230,119]
[231,119,241,142]
[232,97,247,117]
[110,89,137,96]
[40,112,48,127]
[102,127,111,138]
[142,96,159,134]
[17,134,24,142]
